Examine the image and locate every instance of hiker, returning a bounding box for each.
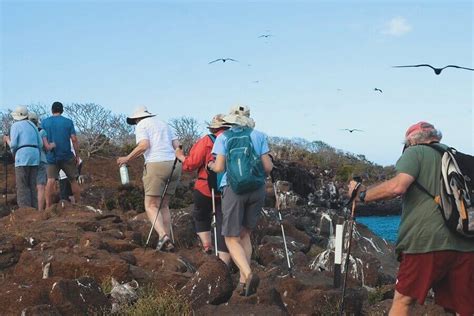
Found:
[175,114,232,264]
[3,106,42,208]
[41,102,81,208]
[347,121,474,316]
[59,140,84,204]
[28,112,55,211]
[117,106,182,252]
[209,105,273,296]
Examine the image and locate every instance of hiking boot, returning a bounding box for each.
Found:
[156,235,174,252]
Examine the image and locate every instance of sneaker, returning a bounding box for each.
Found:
[156,235,174,252]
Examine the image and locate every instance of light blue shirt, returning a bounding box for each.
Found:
[9,120,43,167]
[212,127,269,188]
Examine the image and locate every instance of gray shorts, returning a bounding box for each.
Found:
[37,163,47,185]
[221,185,266,237]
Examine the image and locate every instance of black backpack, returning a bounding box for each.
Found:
[206,134,224,193]
[415,144,474,238]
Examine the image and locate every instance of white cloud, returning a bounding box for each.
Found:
[382,17,412,37]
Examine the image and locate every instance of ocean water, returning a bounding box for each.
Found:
[356,216,400,244]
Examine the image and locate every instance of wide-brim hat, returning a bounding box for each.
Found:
[126,106,156,125]
[11,106,28,121]
[222,105,255,128]
[207,114,232,129]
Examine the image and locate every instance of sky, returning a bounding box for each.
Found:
[1,0,473,166]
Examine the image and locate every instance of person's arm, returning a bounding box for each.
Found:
[117,139,149,165]
[3,135,11,147]
[210,154,226,173]
[42,137,55,151]
[176,139,206,171]
[348,172,415,202]
[261,153,273,175]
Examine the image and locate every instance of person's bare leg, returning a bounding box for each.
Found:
[218,251,232,265]
[197,231,212,247]
[144,196,167,237]
[37,184,45,211]
[45,178,55,208]
[389,290,415,316]
[240,228,252,264]
[225,236,251,283]
[70,181,81,204]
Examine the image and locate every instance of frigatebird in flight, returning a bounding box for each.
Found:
[258,34,272,38]
[340,129,364,133]
[208,58,238,64]
[374,88,383,93]
[393,64,474,75]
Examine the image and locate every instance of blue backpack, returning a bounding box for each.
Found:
[224,127,265,194]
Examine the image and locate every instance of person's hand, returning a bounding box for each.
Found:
[207,161,215,172]
[117,156,129,166]
[49,142,56,149]
[175,147,185,162]
[3,135,10,145]
[347,181,366,200]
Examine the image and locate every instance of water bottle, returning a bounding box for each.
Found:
[120,165,130,185]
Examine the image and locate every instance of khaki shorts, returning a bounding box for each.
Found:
[143,161,182,197]
[47,158,79,181]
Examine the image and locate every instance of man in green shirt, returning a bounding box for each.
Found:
[348,121,474,316]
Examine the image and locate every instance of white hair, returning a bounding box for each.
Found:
[405,128,442,146]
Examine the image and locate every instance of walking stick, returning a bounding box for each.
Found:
[3,142,7,207]
[339,177,362,316]
[211,188,218,256]
[143,155,180,251]
[270,171,292,277]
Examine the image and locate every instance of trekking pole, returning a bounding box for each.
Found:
[143,153,181,252]
[270,171,292,277]
[339,176,362,316]
[3,142,7,207]
[211,188,218,256]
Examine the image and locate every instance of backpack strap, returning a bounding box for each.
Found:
[208,134,216,143]
[412,143,444,206]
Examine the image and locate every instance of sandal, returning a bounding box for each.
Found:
[156,234,174,252]
[235,282,246,296]
[245,273,260,297]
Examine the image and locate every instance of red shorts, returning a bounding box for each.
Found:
[396,251,474,315]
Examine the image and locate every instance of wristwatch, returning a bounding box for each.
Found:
[359,190,367,203]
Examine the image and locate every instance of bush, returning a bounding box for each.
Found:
[120,286,191,316]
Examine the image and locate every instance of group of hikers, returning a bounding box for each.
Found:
[3,102,82,211]
[3,101,473,314]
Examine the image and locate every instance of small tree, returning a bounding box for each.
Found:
[64,103,133,157]
[169,116,202,152]
[0,109,12,137]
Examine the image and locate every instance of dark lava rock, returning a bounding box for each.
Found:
[181,256,233,309]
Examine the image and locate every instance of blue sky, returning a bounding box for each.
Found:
[1,0,472,166]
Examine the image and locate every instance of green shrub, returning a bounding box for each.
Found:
[120,286,191,316]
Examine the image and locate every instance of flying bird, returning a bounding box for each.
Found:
[374,88,383,93]
[258,34,272,38]
[340,128,364,133]
[208,58,238,64]
[393,64,474,75]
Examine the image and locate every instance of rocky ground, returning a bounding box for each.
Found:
[0,157,449,315]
